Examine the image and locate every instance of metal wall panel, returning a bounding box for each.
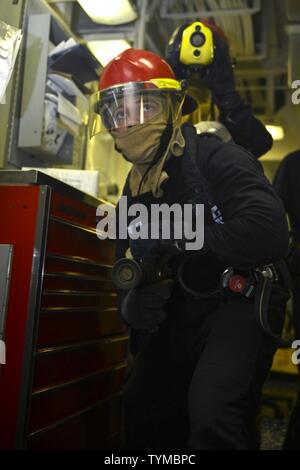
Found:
[0,0,27,168]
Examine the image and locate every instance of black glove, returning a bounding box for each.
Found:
[201,30,241,111]
[121,281,172,331]
[129,221,185,260]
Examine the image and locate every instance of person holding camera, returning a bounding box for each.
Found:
[90,47,289,449]
[165,21,273,158]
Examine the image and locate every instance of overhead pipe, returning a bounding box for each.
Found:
[286,24,300,87]
[160,0,261,19]
[135,0,148,48]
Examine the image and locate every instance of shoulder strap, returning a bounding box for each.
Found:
[181,123,219,206]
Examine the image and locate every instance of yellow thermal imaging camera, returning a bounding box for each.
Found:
[166,21,214,75]
[179,21,214,66]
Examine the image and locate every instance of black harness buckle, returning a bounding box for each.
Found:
[255,264,278,282]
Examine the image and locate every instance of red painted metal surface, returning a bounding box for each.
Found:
[29,365,127,432]
[28,395,122,449]
[37,308,126,347]
[46,218,115,264]
[33,337,128,389]
[0,182,126,449]
[0,186,41,449]
[50,191,98,229]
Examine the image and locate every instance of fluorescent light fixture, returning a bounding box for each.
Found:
[265,125,285,141]
[78,0,138,25]
[87,39,131,66]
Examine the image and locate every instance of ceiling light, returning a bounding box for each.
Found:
[265,125,285,141]
[77,0,138,25]
[87,39,131,66]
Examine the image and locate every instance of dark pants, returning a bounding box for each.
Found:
[123,296,281,450]
[283,276,300,449]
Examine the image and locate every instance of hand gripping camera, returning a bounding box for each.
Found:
[166,21,214,76]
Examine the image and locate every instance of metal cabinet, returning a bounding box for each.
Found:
[0,170,128,449]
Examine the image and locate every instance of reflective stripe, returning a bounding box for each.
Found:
[150,78,181,90]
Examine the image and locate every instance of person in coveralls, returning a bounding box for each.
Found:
[90,48,290,449]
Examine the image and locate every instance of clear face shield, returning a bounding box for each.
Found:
[89,80,185,138]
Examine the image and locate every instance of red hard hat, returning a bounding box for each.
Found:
[99,48,197,116]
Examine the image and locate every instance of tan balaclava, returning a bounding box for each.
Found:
[112,119,167,166]
[128,125,185,197]
[112,105,185,197]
